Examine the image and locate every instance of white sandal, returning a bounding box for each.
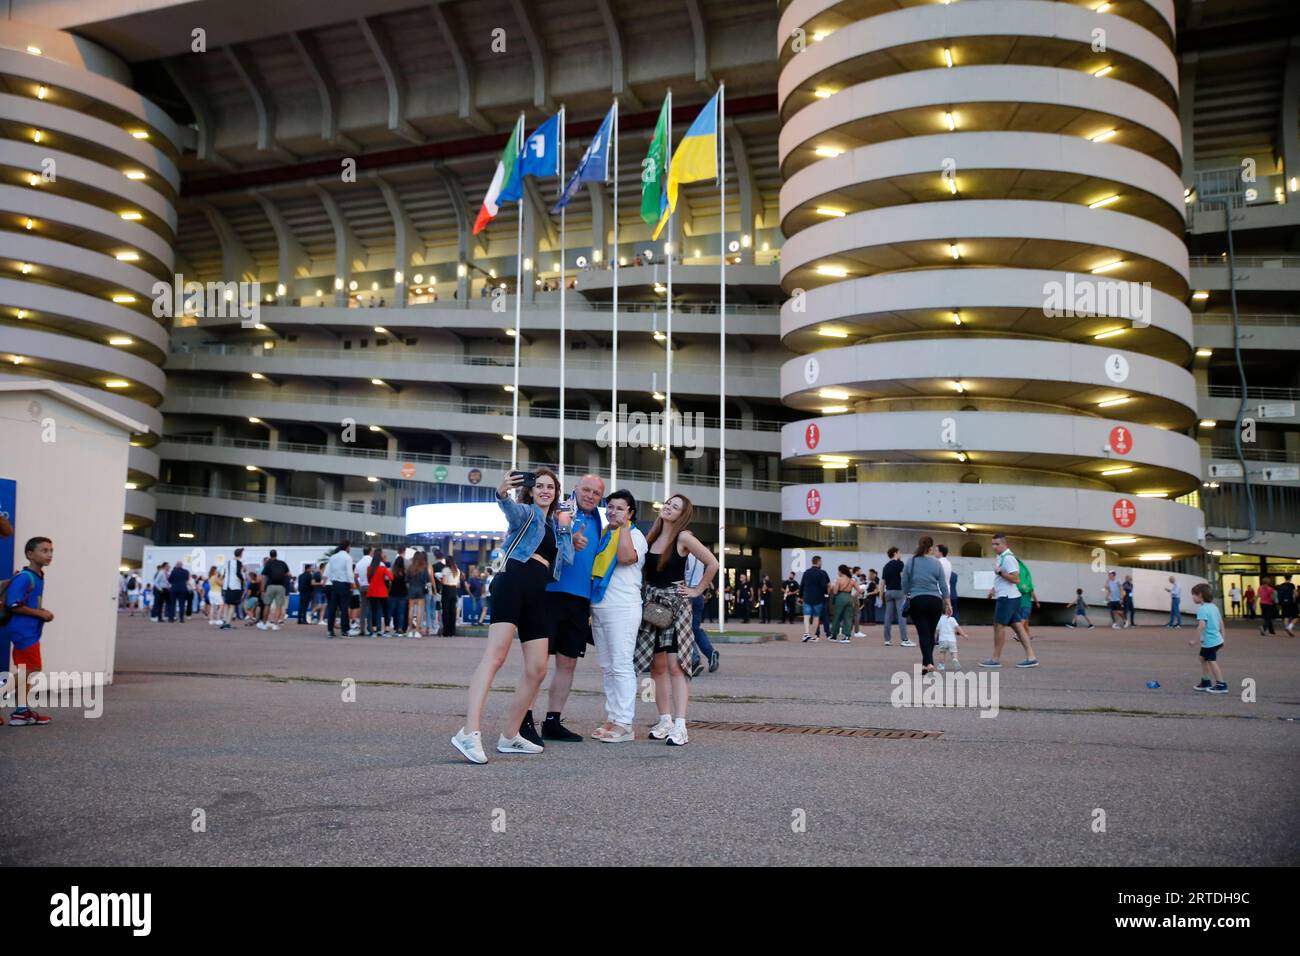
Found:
[599,725,634,743]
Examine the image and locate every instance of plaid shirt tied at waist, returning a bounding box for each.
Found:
[633,584,697,680]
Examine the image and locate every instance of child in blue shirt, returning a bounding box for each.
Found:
[1189,582,1227,694]
[2,536,55,725]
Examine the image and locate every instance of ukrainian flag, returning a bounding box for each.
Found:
[652,91,719,240]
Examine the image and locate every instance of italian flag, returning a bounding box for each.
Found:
[473,117,524,235]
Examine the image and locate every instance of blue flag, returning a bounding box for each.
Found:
[500,113,560,203]
[552,105,614,212]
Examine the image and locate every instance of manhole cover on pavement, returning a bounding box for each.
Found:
[687,720,941,740]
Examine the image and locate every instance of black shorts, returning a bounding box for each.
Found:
[548,591,593,657]
[490,558,553,643]
[1108,600,1121,610]
[1199,642,1224,662]
[1280,601,1298,618]
[222,588,242,605]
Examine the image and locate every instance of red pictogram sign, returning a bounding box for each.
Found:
[1109,426,1132,455]
[806,488,822,516]
[401,462,416,479]
[806,422,820,450]
[1112,498,1137,528]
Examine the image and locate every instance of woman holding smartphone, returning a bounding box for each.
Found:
[451,467,574,764]
[635,494,718,747]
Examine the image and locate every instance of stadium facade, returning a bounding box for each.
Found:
[1,0,1297,610]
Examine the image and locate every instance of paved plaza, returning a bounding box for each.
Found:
[3,614,1297,866]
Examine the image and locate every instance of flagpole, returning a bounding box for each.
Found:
[717,82,726,634]
[610,98,620,493]
[511,112,524,472]
[558,104,566,491]
[663,87,673,502]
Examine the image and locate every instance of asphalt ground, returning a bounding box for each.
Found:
[2,613,1297,866]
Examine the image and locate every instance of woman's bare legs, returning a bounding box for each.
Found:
[465,622,517,733]
[666,653,689,719]
[651,653,671,716]
[501,639,551,738]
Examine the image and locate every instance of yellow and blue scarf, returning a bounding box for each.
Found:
[590,527,621,604]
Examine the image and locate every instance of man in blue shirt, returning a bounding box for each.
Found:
[530,473,604,745]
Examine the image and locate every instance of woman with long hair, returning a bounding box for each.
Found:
[634,494,718,747]
[438,559,462,637]
[389,555,409,635]
[367,548,393,636]
[206,565,222,625]
[827,564,856,643]
[451,467,574,764]
[900,535,951,673]
[407,551,430,637]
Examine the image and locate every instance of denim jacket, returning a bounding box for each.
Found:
[496,494,574,582]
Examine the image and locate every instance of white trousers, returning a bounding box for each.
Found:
[591,602,640,727]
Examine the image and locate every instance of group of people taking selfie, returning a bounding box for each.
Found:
[451,466,719,764]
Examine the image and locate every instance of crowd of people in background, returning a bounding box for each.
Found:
[120,545,499,637]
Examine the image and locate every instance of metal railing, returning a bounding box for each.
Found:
[1189,255,1300,269]
[1202,384,1300,402]
[1194,313,1300,328]
[158,435,790,493]
[168,344,781,379]
[162,386,789,432]
[1207,446,1300,464]
[154,483,357,515]
[276,298,781,317]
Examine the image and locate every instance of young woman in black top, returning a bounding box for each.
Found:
[635,494,718,747]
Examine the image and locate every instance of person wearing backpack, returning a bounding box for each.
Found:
[1,536,55,726]
[125,571,141,616]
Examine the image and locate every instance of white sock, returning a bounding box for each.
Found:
[673,717,686,731]
[658,713,671,724]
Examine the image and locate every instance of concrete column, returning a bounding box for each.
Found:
[266,426,279,450]
[456,263,469,305]
[587,182,608,266]
[1179,54,1199,187]
[523,209,539,304]
[1283,40,1300,197]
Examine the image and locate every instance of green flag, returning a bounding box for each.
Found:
[640,94,669,226]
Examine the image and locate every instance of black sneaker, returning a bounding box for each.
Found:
[690,661,706,678]
[709,650,720,673]
[541,715,583,742]
[519,711,545,748]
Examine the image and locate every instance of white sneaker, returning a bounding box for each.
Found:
[269,624,280,631]
[1112,623,1122,629]
[900,639,915,647]
[451,728,487,764]
[853,631,866,638]
[666,723,689,746]
[256,622,267,630]
[497,733,544,754]
[648,715,673,740]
